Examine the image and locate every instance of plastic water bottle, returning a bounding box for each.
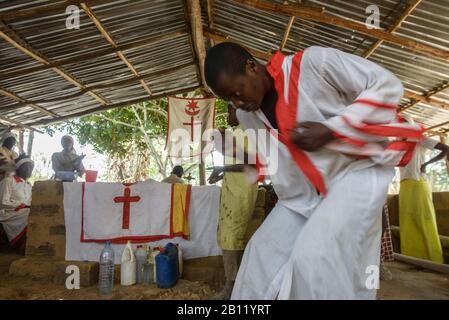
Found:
[142,257,153,285]
[135,245,148,284]
[150,248,160,283]
[99,242,115,295]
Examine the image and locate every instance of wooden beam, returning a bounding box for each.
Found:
[0,87,58,118]
[0,115,44,133]
[30,85,201,127]
[5,63,195,107]
[426,120,449,132]
[0,21,109,106]
[0,30,187,80]
[401,82,449,112]
[80,3,152,96]
[279,16,295,51]
[233,0,449,61]
[363,0,423,58]
[394,253,449,275]
[186,0,209,92]
[204,30,272,60]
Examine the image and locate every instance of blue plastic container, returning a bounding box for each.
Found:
[155,243,179,288]
[55,171,77,182]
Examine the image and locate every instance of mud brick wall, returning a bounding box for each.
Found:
[26,180,66,259]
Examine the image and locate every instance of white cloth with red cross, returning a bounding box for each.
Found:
[64,180,222,263]
[233,46,418,300]
[0,175,31,245]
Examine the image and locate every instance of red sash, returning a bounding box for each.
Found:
[266,51,327,195]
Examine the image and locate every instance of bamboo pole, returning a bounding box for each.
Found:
[279,16,295,51]
[0,21,109,106]
[0,30,187,80]
[80,3,153,96]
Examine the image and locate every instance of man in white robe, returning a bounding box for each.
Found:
[0,156,34,253]
[204,43,423,299]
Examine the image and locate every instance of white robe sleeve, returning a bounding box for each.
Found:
[312,47,417,143]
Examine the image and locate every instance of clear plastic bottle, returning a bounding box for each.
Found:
[99,242,115,295]
[135,245,148,284]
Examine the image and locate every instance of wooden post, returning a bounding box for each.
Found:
[186,0,209,92]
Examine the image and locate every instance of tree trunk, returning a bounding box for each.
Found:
[27,130,34,156]
[18,130,24,154]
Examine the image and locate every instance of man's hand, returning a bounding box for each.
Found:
[289,121,334,152]
[208,167,224,184]
[421,164,427,174]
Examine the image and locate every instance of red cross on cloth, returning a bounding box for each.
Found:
[113,187,141,229]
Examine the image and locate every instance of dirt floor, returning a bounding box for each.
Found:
[1,254,449,300]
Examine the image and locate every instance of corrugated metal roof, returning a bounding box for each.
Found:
[0,0,448,135]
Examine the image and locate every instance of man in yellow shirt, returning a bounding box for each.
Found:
[208,105,258,299]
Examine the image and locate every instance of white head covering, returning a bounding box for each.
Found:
[1,131,17,145]
[15,158,34,169]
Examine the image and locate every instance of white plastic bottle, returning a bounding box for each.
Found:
[121,241,136,286]
[135,245,148,284]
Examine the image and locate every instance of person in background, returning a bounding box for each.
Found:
[0,131,19,180]
[399,135,449,263]
[208,104,259,299]
[0,155,34,254]
[51,135,86,176]
[162,165,185,184]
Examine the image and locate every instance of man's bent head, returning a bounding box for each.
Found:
[204,42,268,112]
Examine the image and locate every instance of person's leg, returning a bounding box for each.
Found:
[212,250,244,299]
[231,203,308,300]
[278,166,394,300]
[214,173,258,300]
[380,204,393,281]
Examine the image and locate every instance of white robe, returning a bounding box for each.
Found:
[232,46,413,300]
[0,175,31,244]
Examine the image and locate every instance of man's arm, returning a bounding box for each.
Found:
[421,138,449,173]
[291,46,408,152]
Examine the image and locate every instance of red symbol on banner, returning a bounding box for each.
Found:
[113,187,141,229]
[183,99,201,142]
